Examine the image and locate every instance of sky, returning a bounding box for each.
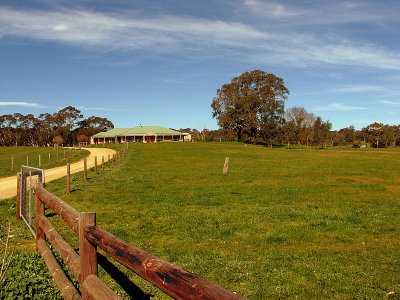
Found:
[0,0,399,131]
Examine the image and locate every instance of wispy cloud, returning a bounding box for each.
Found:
[243,0,398,25]
[0,101,42,107]
[315,102,367,111]
[0,6,399,70]
[75,106,125,112]
[330,85,386,94]
[379,100,400,105]
[0,7,268,51]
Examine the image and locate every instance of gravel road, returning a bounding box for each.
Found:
[0,147,116,200]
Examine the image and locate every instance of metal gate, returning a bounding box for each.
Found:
[19,166,45,236]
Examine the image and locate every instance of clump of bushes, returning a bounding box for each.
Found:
[1,251,62,299]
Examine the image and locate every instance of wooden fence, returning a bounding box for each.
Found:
[34,185,246,299]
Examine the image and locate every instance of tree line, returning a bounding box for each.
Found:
[186,69,400,148]
[0,106,114,147]
[183,119,400,148]
[2,70,398,149]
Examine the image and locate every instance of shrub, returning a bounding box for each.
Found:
[0,251,62,299]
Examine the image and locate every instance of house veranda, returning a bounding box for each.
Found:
[91,126,191,144]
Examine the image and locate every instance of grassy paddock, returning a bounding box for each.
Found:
[0,147,89,178]
[5,142,400,299]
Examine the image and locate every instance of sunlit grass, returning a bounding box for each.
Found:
[4,143,400,299]
[0,147,89,178]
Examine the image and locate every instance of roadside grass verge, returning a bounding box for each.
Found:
[3,143,400,299]
[0,147,89,178]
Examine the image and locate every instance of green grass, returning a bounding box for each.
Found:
[0,147,89,178]
[3,143,400,299]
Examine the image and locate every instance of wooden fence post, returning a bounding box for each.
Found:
[64,150,66,160]
[67,163,71,193]
[16,172,21,220]
[49,153,51,164]
[35,188,45,241]
[79,212,97,285]
[84,158,88,180]
[26,155,29,166]
[94,156,98,174]
[39,155,41,167]
[101,156,104,172]
[108,154,110,167]
[11,157,14,172]
[223,157,230,174]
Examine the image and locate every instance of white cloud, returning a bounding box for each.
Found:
[244,0,303,18]
[330,85,386,93]
[0,7,269,51]
[0,6,399,70]
[0,101,41,107]
[315,102,367,111]
[243,0,398,25]
[75,106,125,112]
[379,100,400,105]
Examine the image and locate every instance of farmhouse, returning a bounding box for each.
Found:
[91,125,191,144]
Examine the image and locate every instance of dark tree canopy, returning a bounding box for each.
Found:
[211,70,289,144]
[0,106,114,146]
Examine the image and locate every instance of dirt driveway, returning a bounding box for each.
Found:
[0,147,116,200]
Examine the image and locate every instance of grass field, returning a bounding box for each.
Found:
[2,142,400,299]
[0,146,89,178]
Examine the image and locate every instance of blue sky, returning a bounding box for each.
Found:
[0,0,399,130]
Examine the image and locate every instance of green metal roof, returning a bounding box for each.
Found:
[123,126,182,136]
[92,128,130,138]
[92,126,183,138]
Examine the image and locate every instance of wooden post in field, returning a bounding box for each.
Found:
[94,156,98,174]
[35,189,45,241]
[67,163,71,193]
[39,155,41,167]
[49,153,51,164]
[26,155,29,166]
[64,150,66,160]
[16,172,21,220]
[79,212,97,285]
[101,156,104,172]
[84,158,88,180]
[11,157,14,172]
[223,157,230,174]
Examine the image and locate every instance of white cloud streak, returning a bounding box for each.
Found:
[0,6,399,70]
[379,100,400,105]
[0,101,41,107]
[315,102,367,111]
[243,0,398,25]
[75,106,125,112]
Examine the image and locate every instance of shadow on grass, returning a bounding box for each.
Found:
[98,253,152,300]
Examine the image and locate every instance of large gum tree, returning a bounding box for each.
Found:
[211,70,289,144]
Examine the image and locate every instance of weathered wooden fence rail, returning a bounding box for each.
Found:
[34,185,246,300]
